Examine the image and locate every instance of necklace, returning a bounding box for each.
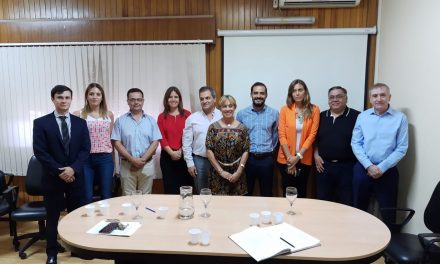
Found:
[296,109,304,124]
[222,119,234,127]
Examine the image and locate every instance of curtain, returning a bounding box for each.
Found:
[0,44,206,176]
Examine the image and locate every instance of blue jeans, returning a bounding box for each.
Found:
[83,153,114,204]
[193,154,211,194]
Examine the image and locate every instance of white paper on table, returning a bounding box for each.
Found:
[86,220,141,237]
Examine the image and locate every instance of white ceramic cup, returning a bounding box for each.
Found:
[249,213,260,226]
[273,211,284,224]
[122,203,132,215]
[98,200,109,206]
[157,206,169,219]
[85,204,95,217]
[188,228,202,244]
[260,211,272,224]
[200,230,211,246]
[99,203,110,216]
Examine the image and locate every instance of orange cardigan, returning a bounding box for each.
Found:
[277,104,320,166]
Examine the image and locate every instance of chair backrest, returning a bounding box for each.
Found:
[25,156,45,196]
[424,180,440,233]
[0,171,7,194]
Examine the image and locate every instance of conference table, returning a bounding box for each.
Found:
[58,195,390,264]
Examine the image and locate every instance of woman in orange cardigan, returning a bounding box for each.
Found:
[277,79,320,197]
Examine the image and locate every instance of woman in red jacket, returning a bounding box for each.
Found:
[157,86,192,194]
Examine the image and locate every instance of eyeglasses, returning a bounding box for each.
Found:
[128,98,144,103]
[328,94,346,101]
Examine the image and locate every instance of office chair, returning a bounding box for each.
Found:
[382,180,440,263]
[418,181,440,263]
[11,156,47,259]
[0,170,17,236]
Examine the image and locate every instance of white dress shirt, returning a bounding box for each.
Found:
[182,108,222,167]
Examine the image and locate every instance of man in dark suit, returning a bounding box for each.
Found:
[33,85,91,264]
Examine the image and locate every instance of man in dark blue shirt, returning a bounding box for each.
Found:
[314,86,360,205]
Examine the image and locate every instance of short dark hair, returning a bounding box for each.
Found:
[199,86,216,99]
[127,88,144,98]
[250,82,267,93]
[51,85,72,99]
[328,86,347,95]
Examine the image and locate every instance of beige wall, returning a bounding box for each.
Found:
[376,0,440,233]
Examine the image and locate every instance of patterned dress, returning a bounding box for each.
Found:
[206,121,250,195]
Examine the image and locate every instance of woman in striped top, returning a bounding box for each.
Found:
[74,83,114,203]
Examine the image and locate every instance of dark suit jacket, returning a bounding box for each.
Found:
[33,112,91,191]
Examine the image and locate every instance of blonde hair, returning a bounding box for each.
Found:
[81,83,109,118]
[218,94,237,109]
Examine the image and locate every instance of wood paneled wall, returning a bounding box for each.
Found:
[0,0,378,201]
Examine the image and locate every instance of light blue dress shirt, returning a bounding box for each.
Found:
[111,112,162,158]
[236,105,279,153]
[351,106,408,173]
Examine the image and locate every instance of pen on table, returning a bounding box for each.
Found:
[280,237,295,248]
[145,207,156,213]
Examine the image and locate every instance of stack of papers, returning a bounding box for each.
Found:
[229,222,321,262]
[87,220,141,237]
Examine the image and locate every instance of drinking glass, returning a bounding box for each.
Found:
[130,190,143,220]
[286,187,298,215]
[200,188,212,218]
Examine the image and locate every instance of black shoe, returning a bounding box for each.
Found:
[46,256,57,264]
[56,243,66,253]
[71,252,93,260]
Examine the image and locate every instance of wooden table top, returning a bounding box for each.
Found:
[58,195,390,262]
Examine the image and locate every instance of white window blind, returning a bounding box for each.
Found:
[0,44,206,176]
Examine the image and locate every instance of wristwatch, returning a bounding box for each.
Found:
[296,152,303,159]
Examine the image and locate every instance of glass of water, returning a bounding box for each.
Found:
[200,188,212,218]
[130,190,143,220]
[286,186,298,215]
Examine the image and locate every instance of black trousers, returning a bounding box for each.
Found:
[277,162,311,198]
[245,155,274,197]
[160,151,193,194]
[44,185,85,257]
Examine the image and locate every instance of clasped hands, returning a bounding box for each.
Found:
[367,165,383,179]
[286,155,300,175]
[130,157,149,171]
[169,149,182,161]
[220,170,240,183]
[58,166,75,183]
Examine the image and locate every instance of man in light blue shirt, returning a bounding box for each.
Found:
[112,88,162,195]
[351,83,408,224]
[237,82,279,196]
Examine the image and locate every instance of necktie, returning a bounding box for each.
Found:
[58,116,70,156]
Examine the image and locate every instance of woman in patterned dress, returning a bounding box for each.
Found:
[206,95,250,195]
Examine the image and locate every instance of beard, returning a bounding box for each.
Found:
[252,98,265,108]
